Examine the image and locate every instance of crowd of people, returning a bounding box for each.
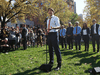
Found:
[0,19,100,54]
[0,24,46,54]
[60,19,100,53]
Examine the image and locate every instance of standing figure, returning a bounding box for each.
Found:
[60,25,67,49]
[36,27,43,47]
[47,8,62,70]
[81,23,90,51]
[66,22,73,50]
[91,19,99,52]
[22,24,28,50]
[73,21,81,51]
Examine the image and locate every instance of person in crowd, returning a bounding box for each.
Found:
[36,27,43,47]
[73,21,81,51]
[81,23,90,51]
[17,30,22,48]
[15,28,20,49]
[0,38,10,54]
[91,19,99,52]
[28,30,34,47]
[60,25,67,49]
[66,22,73,50]
[22,24,28,50]
[47,8,62,70]
[27,28,30,47]
[8,27,16,51]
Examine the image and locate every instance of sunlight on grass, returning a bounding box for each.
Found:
[0,43,100,75]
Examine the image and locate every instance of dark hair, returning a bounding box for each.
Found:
[48,8,54,12]
[83,23,87,29]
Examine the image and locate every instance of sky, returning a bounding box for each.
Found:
[74,0,86,15]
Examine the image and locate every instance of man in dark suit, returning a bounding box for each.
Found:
[91,19,99,52]
[66,22,73,50]
[22,24,28,50]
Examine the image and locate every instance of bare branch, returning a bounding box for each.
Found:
[5,9,22,23]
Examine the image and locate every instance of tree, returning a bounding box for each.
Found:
[28,0,73,26]
[70,13,78,25]
[0,0,38,28]
[84,0,100,26]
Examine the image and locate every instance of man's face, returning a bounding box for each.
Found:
[76,23,78,26]
[69,24,71,27]
[48,9,53,16]
[92,21,96,24]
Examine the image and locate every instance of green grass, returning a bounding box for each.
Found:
[0,43,100,75]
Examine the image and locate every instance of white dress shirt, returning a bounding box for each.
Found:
[83,29,87,35]
[47,15,60,32]
[94,23,97,34]
[98,25,100,35]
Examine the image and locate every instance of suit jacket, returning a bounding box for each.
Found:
[66,27,73,38]
[22,28,28,40]
[91,24,99,37]
[81,27,90,36]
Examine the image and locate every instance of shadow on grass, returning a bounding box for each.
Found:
[75,55,100,75]
[13,67,46,75]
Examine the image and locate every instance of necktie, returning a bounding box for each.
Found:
[76,27,77,34]
[47,19,51,33]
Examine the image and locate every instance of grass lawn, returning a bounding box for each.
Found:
[0,42,100,75]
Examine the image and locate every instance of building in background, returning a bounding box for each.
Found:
[74,2,76,13]
[79,14,83,20]
[65,0,75,12]
[7,19,34,28]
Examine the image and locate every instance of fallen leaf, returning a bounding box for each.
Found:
[89,63,92,65]
[28,67,30,68]
[1,66,3,67]
[36,71,39,73]
[34,57,36,58]
[9,74,11,75]
[14,56,16,57]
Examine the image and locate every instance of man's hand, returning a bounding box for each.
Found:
[67,35,71,37]
[74,34,77,36]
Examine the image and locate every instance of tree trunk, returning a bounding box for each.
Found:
[1,22,5,28]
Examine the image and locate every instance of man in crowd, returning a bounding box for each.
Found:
[60,25,67,49]
[73,21,81,51]
[91,19,99,52]
[22,24,28,50]
[47,8,62,71]
[66,22,73,50]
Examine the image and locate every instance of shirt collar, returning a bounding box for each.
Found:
[94,23,96,26]
[49,15,54,19]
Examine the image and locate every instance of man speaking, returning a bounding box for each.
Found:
[47,8,62,71]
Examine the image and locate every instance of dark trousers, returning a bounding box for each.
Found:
[67,36,73,49]
[48,32,62,66]
[22,39,27,50]
[1,46,10,52]
[83,35,89,51]
[74,35,81,50]
[92,35,99,52]
[9,40,16,50]
[60,37,67,48]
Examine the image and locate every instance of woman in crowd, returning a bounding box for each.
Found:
[81,23,90,51]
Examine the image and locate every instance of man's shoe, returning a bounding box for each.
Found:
[54,66,61,71]
[49,62,53,67]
